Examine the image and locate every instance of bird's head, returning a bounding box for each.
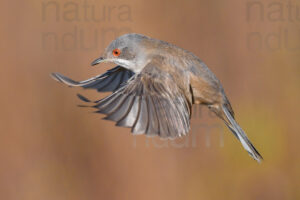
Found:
[91,33,151,73]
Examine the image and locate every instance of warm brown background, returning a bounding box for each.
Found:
[1,0,299,200]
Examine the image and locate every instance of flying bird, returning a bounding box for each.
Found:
[51,33,263,162]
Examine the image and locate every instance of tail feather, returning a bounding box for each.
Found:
[222,105,263,163]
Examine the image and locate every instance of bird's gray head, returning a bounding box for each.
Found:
[91,33,151,73]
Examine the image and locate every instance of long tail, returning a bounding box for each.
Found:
[222,105,263,163]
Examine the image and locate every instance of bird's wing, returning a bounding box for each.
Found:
[51,66,135,92]
[87,62,191,138]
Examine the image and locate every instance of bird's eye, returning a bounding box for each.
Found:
[112,48,121,57]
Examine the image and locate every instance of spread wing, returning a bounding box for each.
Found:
[85,62,192,138]
[51,66,135,92]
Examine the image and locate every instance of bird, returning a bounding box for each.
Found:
[51,33,263,162]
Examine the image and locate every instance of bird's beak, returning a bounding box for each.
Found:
[91,57,105,66]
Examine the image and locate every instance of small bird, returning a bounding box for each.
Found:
[51,33,262,162]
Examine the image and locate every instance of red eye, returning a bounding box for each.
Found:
[112,48,121,57]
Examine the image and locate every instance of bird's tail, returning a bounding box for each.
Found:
[222,105,263,163]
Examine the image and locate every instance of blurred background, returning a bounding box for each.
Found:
[0,0,299,199]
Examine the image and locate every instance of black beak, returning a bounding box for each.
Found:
[91,57,104,66]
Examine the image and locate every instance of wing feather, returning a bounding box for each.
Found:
[132,96,149,134]
[104,95,135,121]
[116,96,141,127]
[51,66,134,92]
